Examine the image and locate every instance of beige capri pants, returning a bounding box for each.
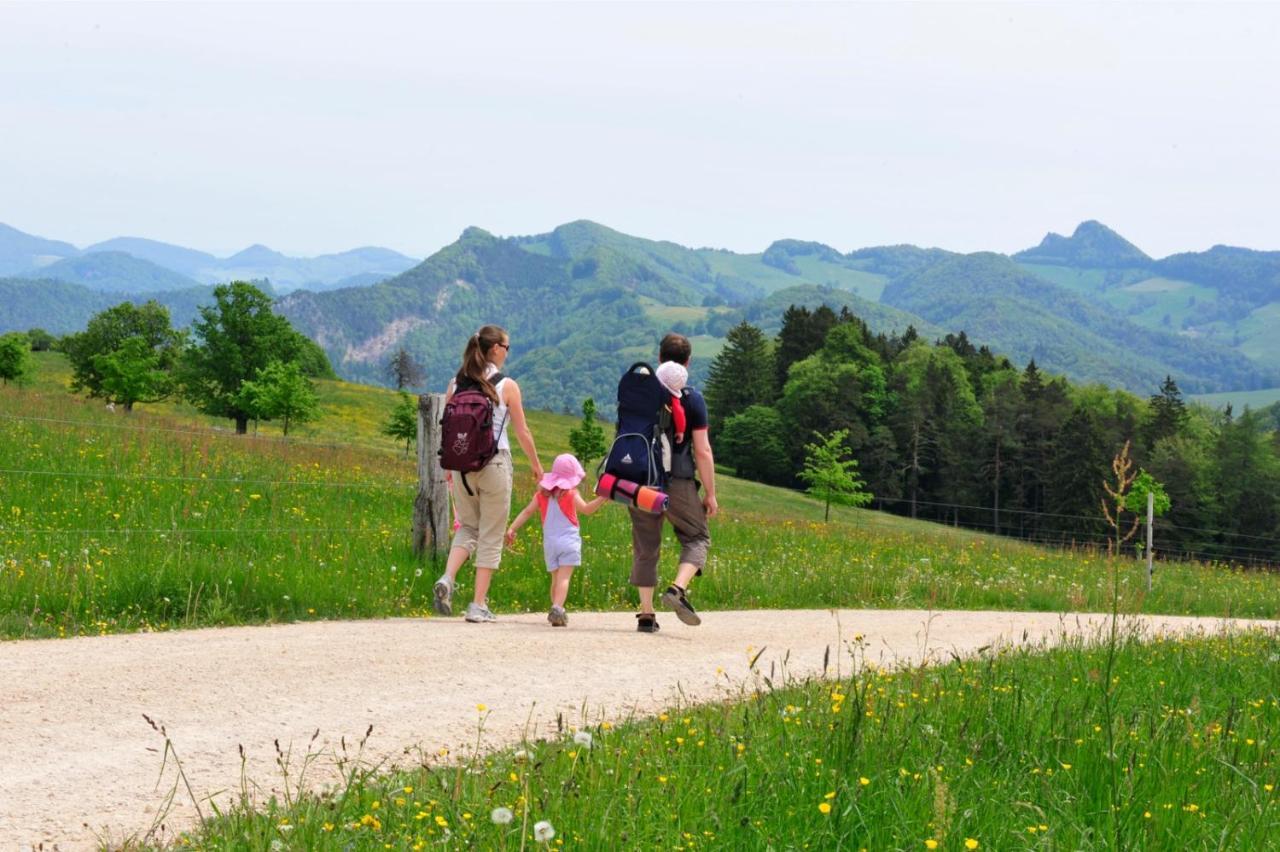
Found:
[450,450,514,568]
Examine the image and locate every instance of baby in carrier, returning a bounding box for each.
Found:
[655,361,688,444]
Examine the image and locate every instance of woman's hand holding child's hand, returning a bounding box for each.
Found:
[505,527,517,547]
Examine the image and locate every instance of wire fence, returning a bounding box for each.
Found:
[868,494,1280,568]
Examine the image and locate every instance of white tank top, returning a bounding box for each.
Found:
[486,364,511,451]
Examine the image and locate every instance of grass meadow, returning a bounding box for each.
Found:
[8,353,1280,851]
[4,352,1280,639]
[160,625,1280,850]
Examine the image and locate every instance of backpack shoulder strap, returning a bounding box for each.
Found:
[455,371,505,393]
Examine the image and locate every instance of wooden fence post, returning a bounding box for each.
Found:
[413,393,449,560]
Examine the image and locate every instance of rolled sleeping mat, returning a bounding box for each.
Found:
[595,473,669,514]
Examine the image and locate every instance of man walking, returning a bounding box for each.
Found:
[632,333,719,633]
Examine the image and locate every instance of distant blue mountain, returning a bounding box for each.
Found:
[0,223,78,276]
[83,236,217,277]
[0,222,420,292]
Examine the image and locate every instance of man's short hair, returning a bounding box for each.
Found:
[659,333,692,365]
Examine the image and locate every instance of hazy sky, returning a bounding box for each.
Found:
[2,2,1277,260]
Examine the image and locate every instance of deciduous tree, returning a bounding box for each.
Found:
[382,391,418,457]
[179,282,305,434]
[799,429,873,521]
[0,332,35,387]
[92,335,170,411]
[237,359,320,436]
[62,301,180,398]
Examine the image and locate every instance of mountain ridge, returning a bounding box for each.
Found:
[1013,220,1152,268]
[5,217,1279,410]
[0,222,419,292]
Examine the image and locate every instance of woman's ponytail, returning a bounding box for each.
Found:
[458,325,507,402]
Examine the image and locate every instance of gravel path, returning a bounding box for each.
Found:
[1,609,1270,849]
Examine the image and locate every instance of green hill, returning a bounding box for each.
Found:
[883,253,1276,393]
[9,218,1280,403]
[277,221,1279,407]
[278,225,944,413]
[1013,224,1280,375]
[1013,220,1153,268]
[33,251,202,293]
[0,276,226,334]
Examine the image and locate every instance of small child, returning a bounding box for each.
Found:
[506,453,607,626]
[655,361,688,443]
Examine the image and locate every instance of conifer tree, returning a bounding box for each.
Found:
[568,397,607,469]
[705,321,774,435]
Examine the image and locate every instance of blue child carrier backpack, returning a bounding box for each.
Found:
[603,362,673,488]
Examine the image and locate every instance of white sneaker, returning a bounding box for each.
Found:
[465,602,497,623]
[433,576,454,616]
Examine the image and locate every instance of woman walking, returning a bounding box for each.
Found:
[434,325,544,622]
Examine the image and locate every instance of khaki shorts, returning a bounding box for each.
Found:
[629,477,710,587]
[450,451,514,568]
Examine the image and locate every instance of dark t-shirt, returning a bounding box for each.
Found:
[681,387,709,436]
[672,386,708,476]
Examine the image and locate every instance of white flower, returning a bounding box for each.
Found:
[491,807,514,825]
[533,820,555,842]
[415,568,423,577]
[513,748,530,761]
[573,731,593,748]
[390,565,397,573]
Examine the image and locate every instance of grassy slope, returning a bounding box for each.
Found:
[692,250,890,301]
[1190,386,1280,411]
[6,352,1280,641]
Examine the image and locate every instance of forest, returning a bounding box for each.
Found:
[706,305,1280,566]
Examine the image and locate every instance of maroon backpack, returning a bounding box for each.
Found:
[439,372,505,494]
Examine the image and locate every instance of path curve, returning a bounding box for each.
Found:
[2,609,1272,849]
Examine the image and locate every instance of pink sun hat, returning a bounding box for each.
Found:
[539,453,586,491]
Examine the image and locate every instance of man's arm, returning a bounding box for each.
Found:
[691,429,718,518]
